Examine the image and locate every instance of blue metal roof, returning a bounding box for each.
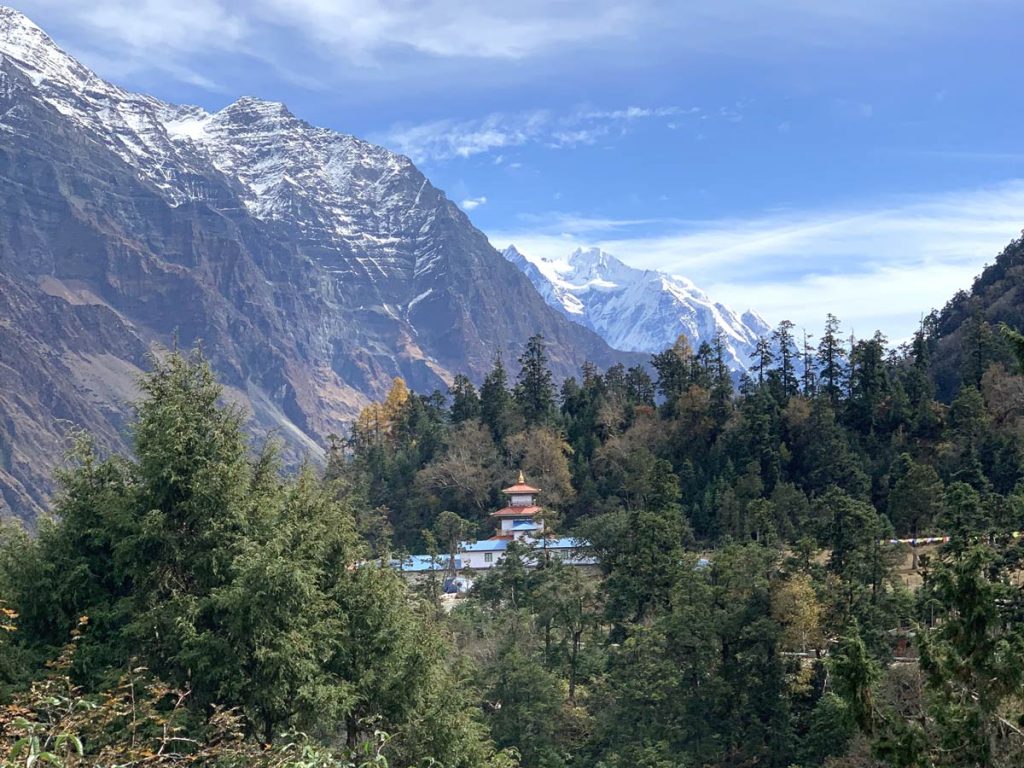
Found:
[392,554,462,572]
[391,537,593,572]
[461,538,512,553]
[510,520,542,530]
[535,537,584,549]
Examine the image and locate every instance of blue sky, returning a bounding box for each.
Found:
[14,0,1024,341]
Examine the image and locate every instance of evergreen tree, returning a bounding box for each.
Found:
[801,329,817,396]
[847,331,890,435]
[625,365,656,408]
[817,313,848,405]
[481,356,516,442]
[961,312,998,387]
[753,336,774,386]
[888,454,943,537]
[710,333,735,428]
[877,543,1024,767]
[449,373,481,424]
[514,335,556,426]
[652,334,695,411]
[772,320,799,398]
[582,460,688,629]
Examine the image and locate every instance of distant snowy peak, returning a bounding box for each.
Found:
[741,309,772,337]
[502,244,770,370]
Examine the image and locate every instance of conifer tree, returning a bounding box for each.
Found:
[514,334,556,426]
[449,373,481,424]
[652,334,695,410]
[753,336,774,386]
[888,454,943,538]
[480,356,515,442]
[817,313,848,405]
[625,365,656,407]
[801,329,817,396]
[772,319,799,398]
[847,331,889,434]
[710,333,734,427]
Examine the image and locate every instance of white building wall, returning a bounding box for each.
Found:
[461,551,501,569]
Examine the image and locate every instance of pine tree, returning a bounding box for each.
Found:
[888,454,943,538]
[480,356,515,442]
[710,333,735,427]
[652,334,695,410]
[625,365,656,407]
[817,313,847,405]
[753,336,774,386]
[847,331,889,434]
[772,320,799,398]
[962,312,998,387]
[448,373,481,424]
[877,543,1024,767]
[513,334,556,426]
[801,329,817,396]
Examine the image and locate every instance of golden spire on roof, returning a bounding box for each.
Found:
[517,469,526,484]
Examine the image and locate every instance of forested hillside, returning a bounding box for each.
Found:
[347,235,1024,554]
[3,238,1024,766]
[930,233,1024,400]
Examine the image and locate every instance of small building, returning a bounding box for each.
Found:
[460,537,510,569]
[393,471,595,575]
[459,472,595,570]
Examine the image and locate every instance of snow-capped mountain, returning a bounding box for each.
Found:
[0,6,640,521]
[503,245,771,370]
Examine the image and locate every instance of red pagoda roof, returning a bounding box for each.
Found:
[502,470,541,495]
[490,505,543,518]
[502,483,541,494]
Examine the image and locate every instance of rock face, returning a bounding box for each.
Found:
[503,245,771,370]
[0,7,638,522]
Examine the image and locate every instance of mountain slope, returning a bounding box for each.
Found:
[925,234,1024,400]
[503,245,770,369]
[0,7,639,521]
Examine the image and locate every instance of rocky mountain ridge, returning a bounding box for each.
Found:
[0,6,638,521]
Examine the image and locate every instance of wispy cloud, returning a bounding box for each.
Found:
[15,0,1000,90]
[460,196,488,211]
[376,105,703,164]
[255,0,640,61]
[20,0,250,88]
[13,0,643,89]
[489,180,1024,340]
[582,106,700,120]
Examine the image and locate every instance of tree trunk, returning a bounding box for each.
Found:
[569,629,582,705]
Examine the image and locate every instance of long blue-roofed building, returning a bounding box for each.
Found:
[395,472,595,573]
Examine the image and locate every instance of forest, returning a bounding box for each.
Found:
[3,237,1024,766]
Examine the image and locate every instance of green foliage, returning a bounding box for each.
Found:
[513,335,556,427]
[11,282,1024,768]
[873,542,1024,767]
[1,350,506,767]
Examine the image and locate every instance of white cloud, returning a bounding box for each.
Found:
[19,0,250,87]
[253,0,639,60]
[81,0,249,53]
[16,0,1002,89]
[489,180,1024,341]
[379,110,549,163]
[461,196,488,211]
[13,0,642,88]
[377,105,702,163]
[582,106,699,120]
